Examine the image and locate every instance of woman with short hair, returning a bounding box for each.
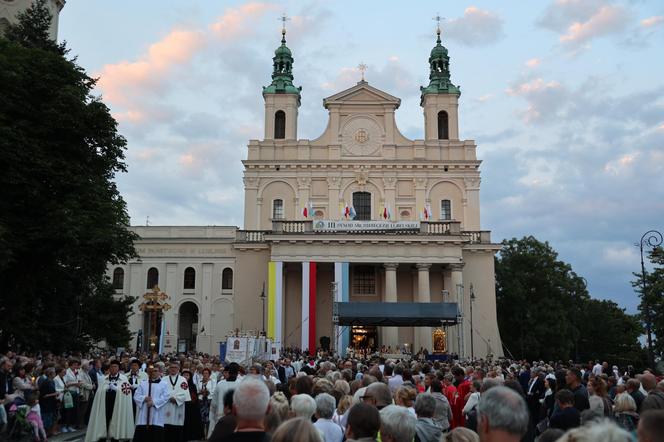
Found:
[612,392,639,434]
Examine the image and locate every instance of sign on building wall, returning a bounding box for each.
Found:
[313,220,420,232]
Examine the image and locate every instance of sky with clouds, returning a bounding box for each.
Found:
[57,0,664,312]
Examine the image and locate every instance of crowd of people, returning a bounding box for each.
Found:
[2,349,664,442]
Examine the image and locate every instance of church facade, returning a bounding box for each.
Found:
[109,27,504,359]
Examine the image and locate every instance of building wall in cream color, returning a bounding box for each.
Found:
[244,82,481,232]
[0,0,64,40]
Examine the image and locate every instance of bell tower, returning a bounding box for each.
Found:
[262,16,301,141]
[420,23,461,141]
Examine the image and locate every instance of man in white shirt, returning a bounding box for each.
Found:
[133,365,170,442]
[314,393,343,442]
[592,360,603,377]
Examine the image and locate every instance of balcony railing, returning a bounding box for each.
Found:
[236,220,492,244]
[235,230,269,242]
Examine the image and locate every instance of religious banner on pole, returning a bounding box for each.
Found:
[225,337,248,363]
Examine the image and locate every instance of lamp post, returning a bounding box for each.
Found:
[260,282,266,335]
[470,284,476,360]
[138,286,172,356]
[639,230,663,369]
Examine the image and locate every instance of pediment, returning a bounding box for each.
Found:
[323,81,401,109]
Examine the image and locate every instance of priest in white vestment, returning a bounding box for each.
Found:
[207,362,240,437]
[85,360,134,442]
[133,366,170,442]
[162,361,190,442]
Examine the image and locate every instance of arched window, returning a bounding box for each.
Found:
[274,110,286,139]
[400,210,411,219]
[112,267,124,290]
[184,267,196,290]
[352,191,371,220]
[437,111,449,140]
[440,199,452,220]
[222,268,233,290]
[314,210,324,219]
[272,199,284,220]
[147,267,159,289]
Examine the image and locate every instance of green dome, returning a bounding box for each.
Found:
[275,41,292,57]
[420,30,460,100]
[263,30,301,100]
[429,34,448,58]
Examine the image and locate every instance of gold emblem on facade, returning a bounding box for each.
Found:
[354,129,369,144]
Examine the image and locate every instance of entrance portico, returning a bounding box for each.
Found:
[264,220,485,356]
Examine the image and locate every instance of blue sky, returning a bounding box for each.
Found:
[57,1,664,312]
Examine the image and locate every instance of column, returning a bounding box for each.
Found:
[417,263,432,352]
[334,262,350,355]
[130,263,143,350]
[163,263,177,352]
[449,263,464,357]
[197,263,213,354]
[301,262,317,355]
[383,263,399,348]
[268,261,284,350]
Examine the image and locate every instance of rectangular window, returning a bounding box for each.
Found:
[440,200,451,220]
[273,199,284,219]
[353,266,376,295]
[353,192,371,220]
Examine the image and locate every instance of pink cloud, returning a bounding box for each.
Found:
[641,16,664,28]
[96,2,276,113]
[525,58,541,68]
[560,5,628,46]
[97,29,205,106]
[209,3,278,39]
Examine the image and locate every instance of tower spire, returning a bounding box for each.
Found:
[279,12,289,44]
[420,15,460,101]
[433,13,443,43]
[263,13,301,100]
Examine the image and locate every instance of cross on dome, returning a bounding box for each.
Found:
[279,12,290,37]
[433,13,445,41]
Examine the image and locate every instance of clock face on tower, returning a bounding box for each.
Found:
[341,116,382,156]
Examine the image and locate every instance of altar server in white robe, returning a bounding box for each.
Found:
[133,365,170,442]
[163,361,190,442]
[85,360,134,442]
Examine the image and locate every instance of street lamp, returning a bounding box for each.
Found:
[260,282,266,335]
[470,284,476,360]
[639,230,663,369]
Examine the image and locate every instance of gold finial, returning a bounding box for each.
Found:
[358,62,368,82]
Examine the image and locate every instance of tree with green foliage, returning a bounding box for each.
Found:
[496,236,643,363]
[633,246,664,360]
[0,1,138,352]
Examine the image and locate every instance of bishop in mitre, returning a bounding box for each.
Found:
[85,360,134,442]
[163,360,190,442]
[133,365,170,442]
